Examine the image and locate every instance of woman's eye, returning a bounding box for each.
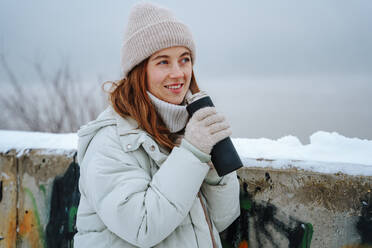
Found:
[158,60,168,65]
[181,57,190,63]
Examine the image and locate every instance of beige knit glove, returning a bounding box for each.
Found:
[184,107,232,155]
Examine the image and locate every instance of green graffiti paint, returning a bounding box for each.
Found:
[24,187,46,248]
[39,185,46,198]
[240,196,252,211]
[299,223,313,248]
[68,206,78,233]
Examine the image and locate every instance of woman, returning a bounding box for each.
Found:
[74,2,240,247]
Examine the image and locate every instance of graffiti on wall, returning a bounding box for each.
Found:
[3,152,372,248]
[357,190,372,244]
[343,190,372,248]
[45,160,80,247]
[221,180,313,248]
[16,160,80,248]
[19,187,46,248]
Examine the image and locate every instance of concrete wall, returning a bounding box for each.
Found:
[0,149,78,248]
[0,149,371,248]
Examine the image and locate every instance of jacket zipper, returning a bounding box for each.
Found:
[198,191,217,248]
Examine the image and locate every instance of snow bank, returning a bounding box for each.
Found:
[234,131,372,166]
[0,130,77,157]
[0,130,371,175]
[234,131,372,176]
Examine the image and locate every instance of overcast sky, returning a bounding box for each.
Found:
[1,0,371,141]
[1,0,371,82]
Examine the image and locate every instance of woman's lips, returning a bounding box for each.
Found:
[165,83,184,93]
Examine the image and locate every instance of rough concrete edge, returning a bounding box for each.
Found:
[237,165,372,180]
[241,156,372,177]
[3,148,372,179]
[0,148,77,159]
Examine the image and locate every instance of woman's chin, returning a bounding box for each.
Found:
[160,92,187,105]
[166,98,183,105]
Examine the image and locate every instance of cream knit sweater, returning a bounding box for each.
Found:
[147,91,192,133]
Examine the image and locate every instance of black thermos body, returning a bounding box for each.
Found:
[186,91,243,177]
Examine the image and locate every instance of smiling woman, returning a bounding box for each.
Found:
[74,2,240,248]
[146,46,192,105]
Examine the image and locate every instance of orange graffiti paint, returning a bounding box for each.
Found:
[18,210,42,248]
[6,219,16,248]
[239,240,249,248]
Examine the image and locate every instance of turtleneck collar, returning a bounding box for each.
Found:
[147,91,192,133]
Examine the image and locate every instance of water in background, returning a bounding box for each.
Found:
[199,75,372,144]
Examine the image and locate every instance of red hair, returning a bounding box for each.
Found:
[103,58,200,150]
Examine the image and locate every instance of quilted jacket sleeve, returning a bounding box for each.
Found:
[180,139,241,232]
[201,170,241,232]
[81,126,210,247]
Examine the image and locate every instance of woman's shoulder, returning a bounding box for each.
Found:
[78,106,142,139]
[77,106,143,164]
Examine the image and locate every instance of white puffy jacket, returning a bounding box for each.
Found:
[73,106,240,247]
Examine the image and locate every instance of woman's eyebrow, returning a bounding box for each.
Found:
[151,55,169,61]
[151,52,191,61]
[180,52,191,57]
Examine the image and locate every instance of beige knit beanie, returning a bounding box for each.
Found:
[121,2,196,78]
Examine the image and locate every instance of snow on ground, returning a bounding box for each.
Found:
[0,130,371,176]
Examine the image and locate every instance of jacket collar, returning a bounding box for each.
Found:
[78,106,168,166]
[78,105,143,138]
[110,106,169,165]
[96,105,141,136]
[114,110,141,135]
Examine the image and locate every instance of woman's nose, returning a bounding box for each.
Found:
[169,64,183,78]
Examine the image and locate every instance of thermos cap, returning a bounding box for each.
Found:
[185,90,208,105]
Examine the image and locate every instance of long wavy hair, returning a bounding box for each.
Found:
[103,58,200,151]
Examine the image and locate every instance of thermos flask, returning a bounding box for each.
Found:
[186,91,243,177]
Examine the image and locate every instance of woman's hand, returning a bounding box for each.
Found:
[184,107,232,155]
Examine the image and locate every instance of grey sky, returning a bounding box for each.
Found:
[1,0,371,82]
[0,0,371,141]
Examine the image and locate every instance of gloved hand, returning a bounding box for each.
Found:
[184,107,232,154]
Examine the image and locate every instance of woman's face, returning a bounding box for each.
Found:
[146,46,192,105]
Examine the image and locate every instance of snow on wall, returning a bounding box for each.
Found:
[1,130,371,175]
[0,130,77,157]
[234,131,372,176]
